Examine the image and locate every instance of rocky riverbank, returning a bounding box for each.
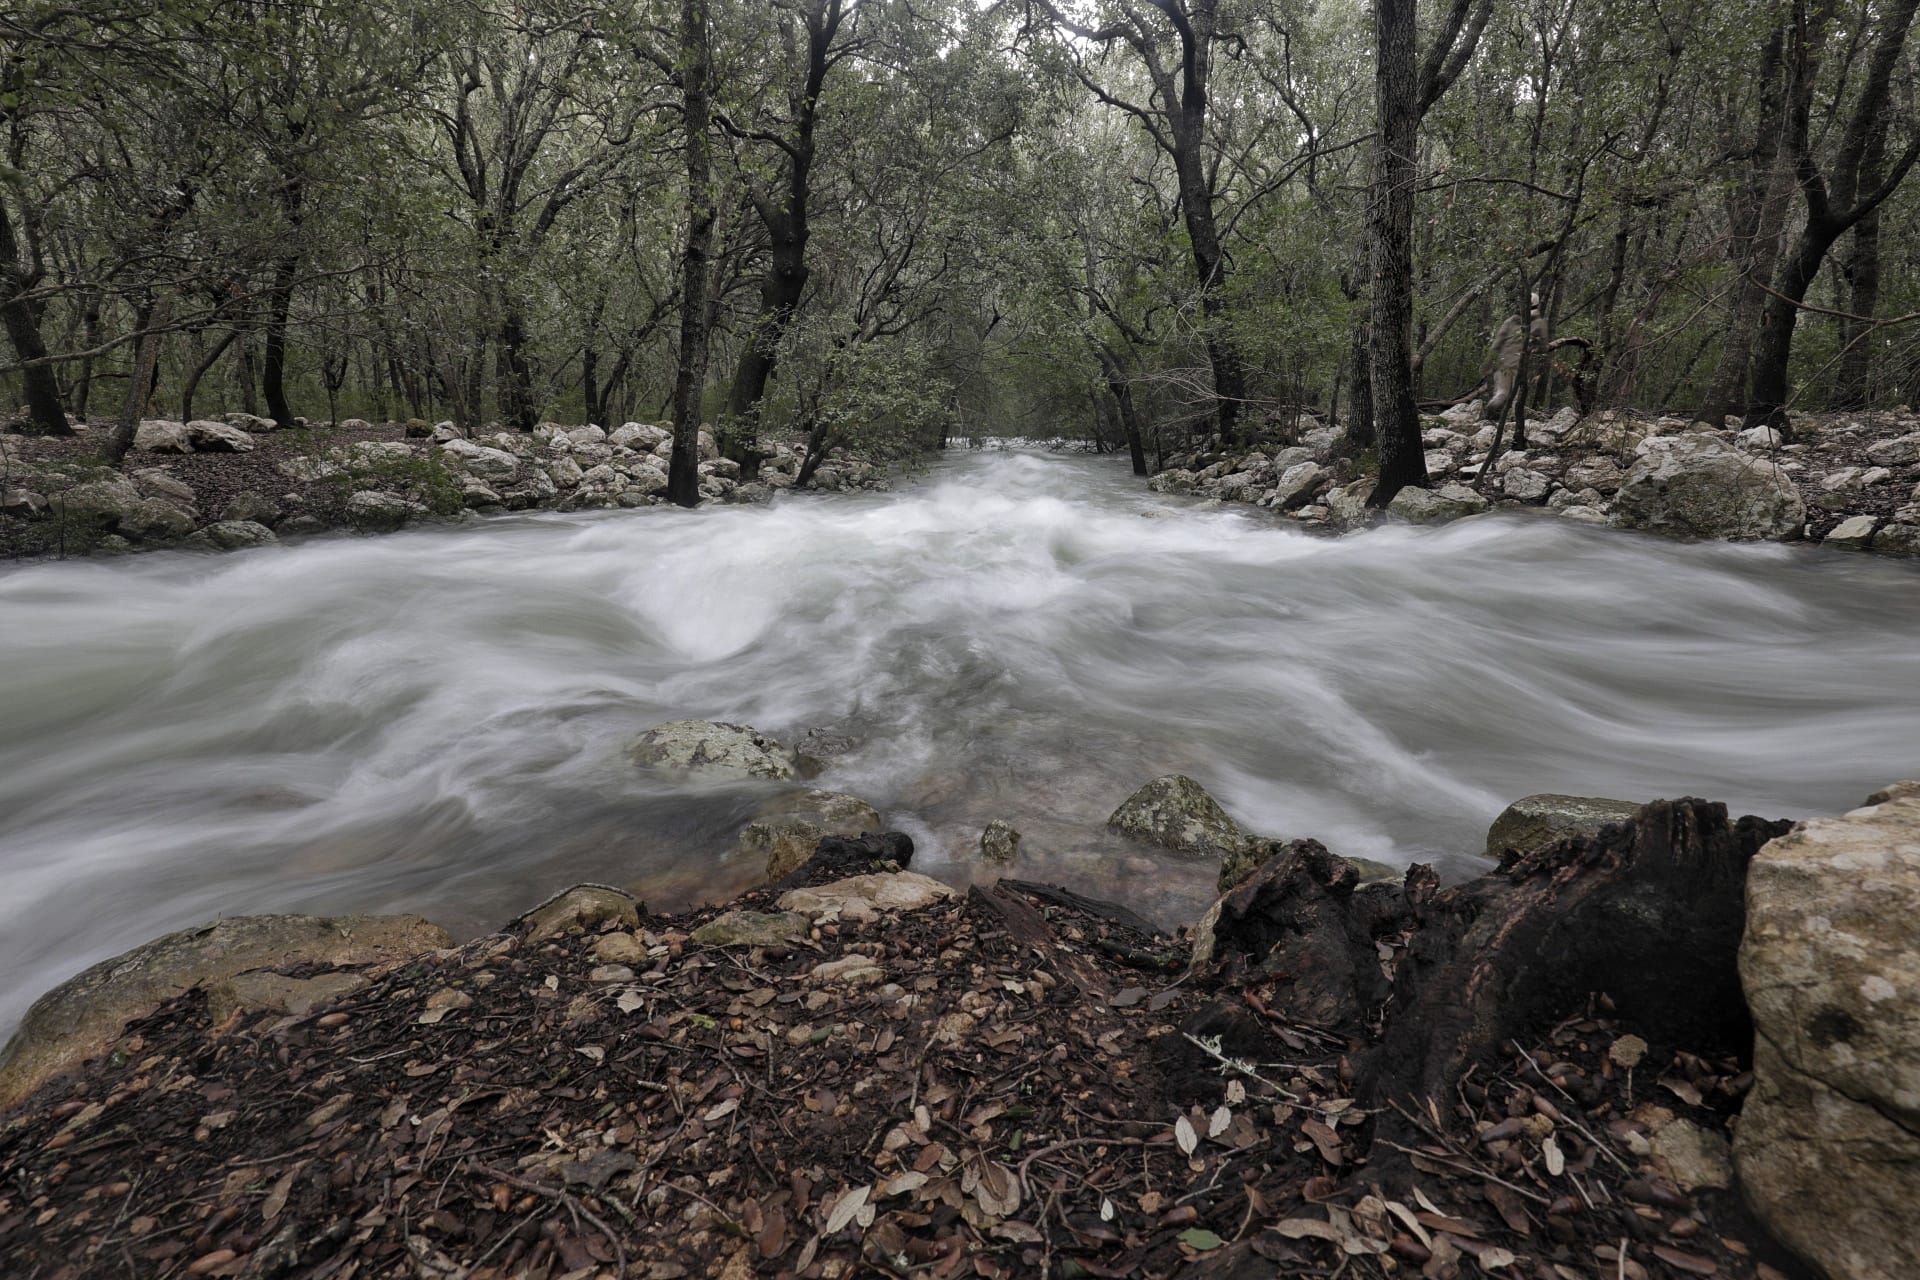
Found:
[2,718,1912,1279]
[1150,406,1920,556]
[0,415,894,559]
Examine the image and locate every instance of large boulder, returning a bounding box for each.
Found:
[0,914,448,1110]
[438,438,520,481]
[184,419,256,453]
[132,419,191,453]
[736,790,883,881]
[1735,786,1920,1280]
[1862,431,1920,467]
[628,720,808,781]
[187,520,278,551]
[1108,774,1247,860]
[1486,793,1642,858]
[344,490,425,532]
[1610,435,1805,540]
[1386,482,1491,524]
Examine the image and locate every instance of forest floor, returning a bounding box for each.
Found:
[0,842,1806,1280]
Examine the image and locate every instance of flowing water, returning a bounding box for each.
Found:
[4,449,1919,1036]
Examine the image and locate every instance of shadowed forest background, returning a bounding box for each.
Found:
[5,0,1920,501]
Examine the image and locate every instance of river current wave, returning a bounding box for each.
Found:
[3,449,1917,1035]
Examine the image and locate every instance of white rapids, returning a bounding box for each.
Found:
[3,448,1917,1035]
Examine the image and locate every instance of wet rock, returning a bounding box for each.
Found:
[1736,784,1920,1280]
[629,720,806,781]
[521,885,642,940]
[219,491,282,526]
[1108,774,1246,860]
[1562,456,1624,491]
[185,419,257,453]
[187,520,278,551]
[1872,522,1920,557]
[0,913,447,1109]
[1486,793,1642,858]
[592,932,647,964]
[1611,435,1805,540]
[1386,483,1491,524]
[1823,514,1878,550]
[738,790,883,881]
[777,872,956,924]
[1268,461,1323,510]
[690,910,811,947]
[1146,468,1197,495]
[1,488,46,516]
[344,490,424,532]
[979,819,1022,864]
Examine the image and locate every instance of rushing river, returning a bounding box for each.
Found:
[3,448,1919,1035]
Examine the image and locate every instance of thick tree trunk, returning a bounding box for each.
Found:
[1746,229,1839,426]
[1365,0,1425,506]
[666,0,715,509]
[1835,126,1886,409]
[497,304,538,430]
[0,201,70,436]
[1173,151,1245,446]
[1197,799,1792,1189]
[723,231,807,458]
[1098,351,1149,476]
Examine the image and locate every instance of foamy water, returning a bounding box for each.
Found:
[3,449,1917,1034]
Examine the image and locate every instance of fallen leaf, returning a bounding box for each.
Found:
[1179,1228,1225,1251]
[823,1184,871,1235]
[1174,1115,1198,1156]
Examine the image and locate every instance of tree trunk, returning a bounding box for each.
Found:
[1745,227,1839,426]
[497,304,538,430]
[1172,149,1244,446]
[105,297,172,465]
[723,228,807,458]
[1098,351,1149,476]
[1835,125,1887,409]
[0,200,70,436]
[666,0,715,509]
[261,251,301,426]
[1365,0,1425,506]
[180,328,239,422]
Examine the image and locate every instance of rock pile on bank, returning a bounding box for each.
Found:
[0,415,892,558]
[1152,406,1920,556]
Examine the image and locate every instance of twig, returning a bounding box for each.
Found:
[1377,1142,1553,1207]
[472,1161,627,1279]
[1509,1040,1631,1173]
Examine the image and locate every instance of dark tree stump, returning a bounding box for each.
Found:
[1194,799,1792,1186]
[773,831,915,891]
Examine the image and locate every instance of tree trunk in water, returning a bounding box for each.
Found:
[1365,0,1425,507]
[1196,799,1791,1189]
[1106,367,1149,476]
[105,297,172,465]
[0,201,70,436]
[666,0,715,509]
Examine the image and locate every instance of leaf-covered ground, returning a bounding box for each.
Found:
[0,862,1805,1280]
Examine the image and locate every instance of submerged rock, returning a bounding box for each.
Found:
[1107,774,1246,861]
[0,913,447,1110]
[738,790,883,881]
[1485,793,1642,858]
[629,720,807,781]
[1736,783,1920,1280]
[979,819,1022,864]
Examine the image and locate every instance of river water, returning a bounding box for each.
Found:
[3,449,1918,1035]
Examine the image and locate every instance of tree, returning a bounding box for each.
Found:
[1366,0,1491,507]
